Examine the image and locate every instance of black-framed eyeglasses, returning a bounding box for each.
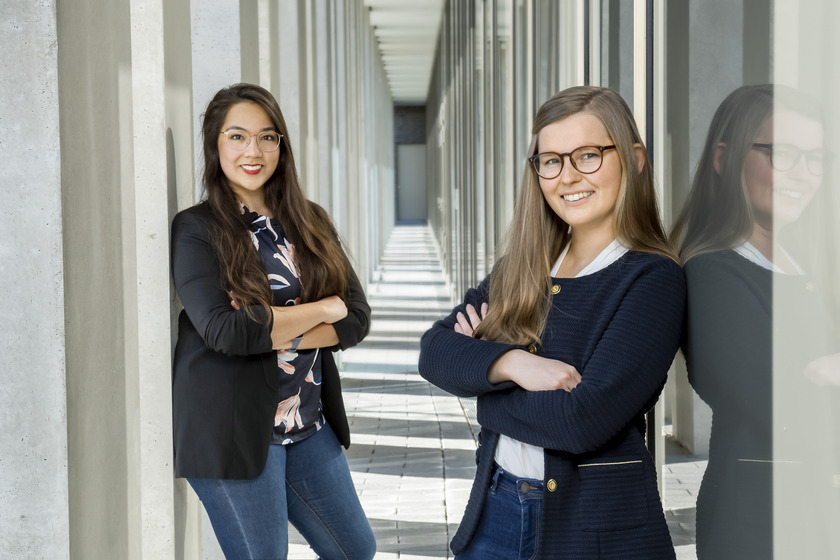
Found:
[751,143,825,176]
[528,145,617,179]
[220,129,283,152]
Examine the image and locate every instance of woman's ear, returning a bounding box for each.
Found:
[633,144,646,174]
[713,142,727,175]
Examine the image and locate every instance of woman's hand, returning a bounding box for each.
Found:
[488,349,582,392]
[319,295,348,324]
[453,304,580,391]
[454,303,488,337]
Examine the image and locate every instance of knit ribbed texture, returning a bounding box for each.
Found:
[419,251,685,559]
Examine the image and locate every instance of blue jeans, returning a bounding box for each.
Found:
[188,423,376,560]
[455,466,544,560]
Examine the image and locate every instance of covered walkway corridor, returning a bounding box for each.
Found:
[3,1,840,558]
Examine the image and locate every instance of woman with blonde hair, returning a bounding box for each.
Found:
[419,85,684,559]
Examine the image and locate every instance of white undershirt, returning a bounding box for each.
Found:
[494,239,629,479]
[733,241,802,274]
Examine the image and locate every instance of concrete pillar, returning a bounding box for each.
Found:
[239,0,260,84]
[54,0,181,556]
[162,0,202,557]
[313,0,333,207]
[190,0,243,198]
[125,1,178,555]
[57,0,134,556]
[276,0,304,162]
[0,1,70,555]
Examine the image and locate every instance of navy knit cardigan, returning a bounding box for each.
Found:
[419,251,685,559]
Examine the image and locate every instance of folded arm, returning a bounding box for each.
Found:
[172,210,366,356]
[419,278,523,397]
[477,262,685,454]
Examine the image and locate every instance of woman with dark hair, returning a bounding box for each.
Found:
[171,83,375,559]
[419,85,684,559]
[671,84,837,558]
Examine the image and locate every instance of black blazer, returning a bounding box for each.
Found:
[170,202,370,480]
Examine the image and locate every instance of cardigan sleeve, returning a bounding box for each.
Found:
[418,277,522,397]
[476,259,685,454]
[171,208,274,356]
[328,261,371,351]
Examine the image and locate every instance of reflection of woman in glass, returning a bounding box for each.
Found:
[420,86,684,559]
[171,84,375,559]
[671,84,836,558]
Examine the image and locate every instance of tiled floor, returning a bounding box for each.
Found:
[288,225,471,559]
[286,223,704,559]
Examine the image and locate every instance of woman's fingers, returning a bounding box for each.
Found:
[455,303,487,338]
[465,304,483,332]
[455,311,474,336]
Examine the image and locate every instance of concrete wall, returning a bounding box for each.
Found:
[0,1,70,556]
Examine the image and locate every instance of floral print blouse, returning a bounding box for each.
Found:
[242,205,325,445]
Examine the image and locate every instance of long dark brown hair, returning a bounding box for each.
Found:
[201,83,349,318]
[474,86,675,345]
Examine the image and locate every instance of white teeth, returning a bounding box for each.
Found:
[775,189,803,199]
[242,164,262,171]
[563,191,593,202]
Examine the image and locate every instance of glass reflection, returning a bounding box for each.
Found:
[671,84,840,558]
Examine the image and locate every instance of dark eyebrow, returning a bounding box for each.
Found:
[223,125,278,132]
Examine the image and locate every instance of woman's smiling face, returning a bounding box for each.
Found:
[743,108,823,230]
[536,112,623,240]
[218,101,281,208]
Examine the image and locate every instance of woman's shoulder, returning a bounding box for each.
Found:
[620,250,683,278]
[682,249,772,297]
[174,201,212,221]
[172,201,215,231]
[683,249,764,277]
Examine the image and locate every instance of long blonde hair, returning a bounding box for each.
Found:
[474,86,675,345]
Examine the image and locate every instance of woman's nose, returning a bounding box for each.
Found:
[558,155,581,183]
[244,136,263,156]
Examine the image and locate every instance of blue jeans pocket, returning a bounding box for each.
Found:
[577,455,649,531]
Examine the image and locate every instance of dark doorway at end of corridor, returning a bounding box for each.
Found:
[395,105,427,224]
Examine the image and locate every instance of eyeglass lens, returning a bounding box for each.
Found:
[223,131,281,152]
[532,146,608,179]
[769,144,824,175]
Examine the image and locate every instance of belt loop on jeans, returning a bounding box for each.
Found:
[490,465,502,492]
